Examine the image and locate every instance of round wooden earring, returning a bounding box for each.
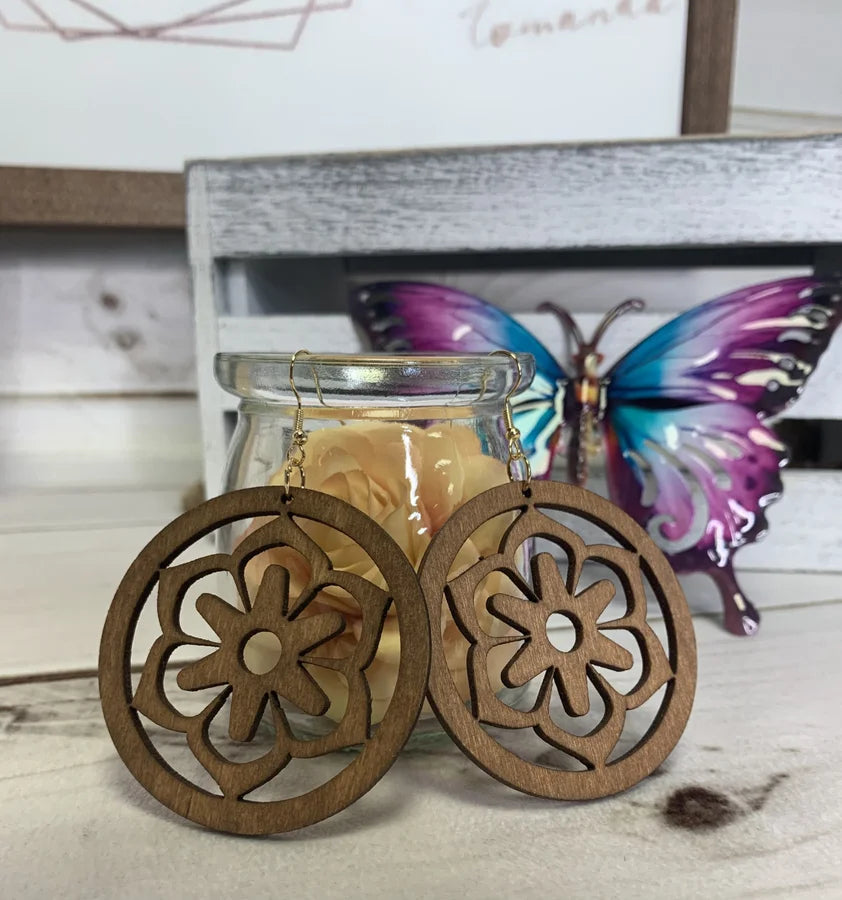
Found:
[99,486,430,835]
[419,479,697,800]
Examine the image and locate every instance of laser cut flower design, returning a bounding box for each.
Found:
[131,510,390,798]
[490,553,634,718]
[175,565,344,742]
[444,504,674,769]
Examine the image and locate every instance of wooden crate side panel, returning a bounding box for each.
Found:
[191,135,842,257]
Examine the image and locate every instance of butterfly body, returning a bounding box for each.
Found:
[350,278,842,636]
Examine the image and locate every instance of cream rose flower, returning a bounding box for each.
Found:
[242,421,516,724]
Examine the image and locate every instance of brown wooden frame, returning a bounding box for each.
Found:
[0,0,737,229]
[682,0,738,134]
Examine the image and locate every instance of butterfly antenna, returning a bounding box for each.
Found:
[590,298,646,349]
[537,302,585,349]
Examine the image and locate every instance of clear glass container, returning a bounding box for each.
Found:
[214,352,535,739]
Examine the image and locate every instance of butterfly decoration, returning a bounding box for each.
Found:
[349,278,842,637]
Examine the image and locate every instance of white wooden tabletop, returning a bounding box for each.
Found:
[2,593,840,899]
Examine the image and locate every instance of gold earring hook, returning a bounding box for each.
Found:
[491,350,531,487]
[284,350,310,493]
[493,349,523,404]
[288,349,308,408]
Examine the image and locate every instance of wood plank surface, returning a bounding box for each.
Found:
[189,135,842,258]
[0,167,185,229]
[0,488,185,534]
[0,397,201,490]
[0,230,193,395]
[1,601,839,898]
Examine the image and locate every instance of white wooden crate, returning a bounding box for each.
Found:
[187,134,842,579]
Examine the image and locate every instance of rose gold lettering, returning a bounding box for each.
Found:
[521,19,555,36]
[469,0,672,49]
[462,0,490,48]
[490,21,511,46]
[585,10,611,26]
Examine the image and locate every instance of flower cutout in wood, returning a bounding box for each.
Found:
[100,487,429,835]
[420,480,696,800]
[490,554,634,718]
[175,565,344,741]
[131,513,389,771]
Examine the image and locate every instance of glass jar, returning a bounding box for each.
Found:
[214,352,535,739]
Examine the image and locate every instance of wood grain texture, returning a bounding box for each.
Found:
[419,480,696,800]
[187,135,842,258]
[188,165,230,499]
[0,396,201,490]
[682,0,738,135]
[0,167,185,228]
[4,600,841,898]
[99,486,430,835]
[0,233,194,395]
[1,522,211,679]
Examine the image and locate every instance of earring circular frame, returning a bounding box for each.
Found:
[99,486,431,835]
[419,479,697,800]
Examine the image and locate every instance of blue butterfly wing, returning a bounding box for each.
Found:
[349,281,567,475]
[602,277,842,633]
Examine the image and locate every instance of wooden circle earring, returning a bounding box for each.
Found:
[419,351,697,800]
[99,351,431,834]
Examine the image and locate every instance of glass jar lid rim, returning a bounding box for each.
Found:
[216,351,533,368]
[215,351,537,408]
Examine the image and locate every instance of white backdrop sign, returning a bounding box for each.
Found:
[0,0,688,171]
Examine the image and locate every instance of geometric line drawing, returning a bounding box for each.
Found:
[0,1,353,51]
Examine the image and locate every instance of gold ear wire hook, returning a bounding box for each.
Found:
[309,363,329,409]
[288,349,306,407]
[284,350,310,493]
[491,350,532,486]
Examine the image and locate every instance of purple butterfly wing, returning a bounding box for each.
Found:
[349,282,567,475]
[350,281,563,373]
[602,277,842,635]
[608,277,842,415]
[604,403,785,565]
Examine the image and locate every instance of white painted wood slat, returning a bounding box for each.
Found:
[0,230,194,395]
[0,488,185,534]
[0,396,202,490]
[2,601,841,898]
[189,135,842,258]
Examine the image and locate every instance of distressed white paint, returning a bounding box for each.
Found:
[188,136,842,258]
[0,230,194,395]
[0,396,202,490]
[0,488,185,534]
[2,601,841,898]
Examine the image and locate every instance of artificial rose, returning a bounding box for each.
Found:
[241,421,516,724]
